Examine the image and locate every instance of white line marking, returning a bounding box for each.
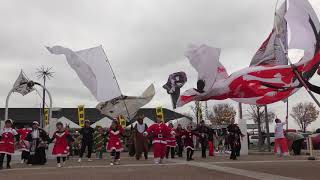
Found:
[208,159,320,164]
[2,162,185,172]
[169,159,302,180]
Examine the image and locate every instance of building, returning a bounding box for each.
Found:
[0,107,190,127]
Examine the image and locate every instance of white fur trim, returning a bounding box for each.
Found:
[152,140,167,144]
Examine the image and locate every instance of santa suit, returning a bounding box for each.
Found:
[166,128,177,147]
[51,131,71,157]
[182,130,196,150]
[0,128,18,155]
[17,128,32,152]
[106,126,124,152]
[146,122,172,161]
[274,122,289,156]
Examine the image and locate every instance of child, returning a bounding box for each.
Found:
[93,126,107,159]
[182,124,197,161]
[0,119,19,169]
[106,121,124,165]
[17,124,32,164]
[49,122,73,168]
[166,123,176,159]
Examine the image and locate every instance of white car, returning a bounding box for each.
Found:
[249,133,275,146]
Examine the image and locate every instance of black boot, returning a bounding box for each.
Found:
[186,149,190,161]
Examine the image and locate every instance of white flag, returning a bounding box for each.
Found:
[13,71,34,96]
[47,45,122,102]
[96,84,155,119]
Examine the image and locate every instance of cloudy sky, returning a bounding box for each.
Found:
[1,0,320,130]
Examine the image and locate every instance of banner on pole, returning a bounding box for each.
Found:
[78,105,85,127]
[44,108,49,126]
[156,107,164,122]
[118,115,126,128]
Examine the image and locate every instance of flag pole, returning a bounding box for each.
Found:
[100,45,131,121]
[274,0,320,108]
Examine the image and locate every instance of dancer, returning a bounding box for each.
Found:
[227,122,244,160]
[49,122,73,168]
[144,115,174,164]
[274,118,289,157]
[166,123,176,159]
[132,115,149,160]
[78,120,94,163]
[182,124,197,161]
[0,119,19,170]
[93,126,107,159]
[106,120,124,165]
[26,121,49,165]
[17,124,32,164]
[195,120,210,158]
[208,129,215,157]
[175,124,184,158]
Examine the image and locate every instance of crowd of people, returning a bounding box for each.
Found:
[0,114,249,169]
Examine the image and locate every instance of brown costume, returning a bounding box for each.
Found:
[132,123,149,160]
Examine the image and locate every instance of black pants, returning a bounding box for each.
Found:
[230,143,238,160]
[28,147,47,165]
[186,148,194,161]
[201,143,207,158]
[292,139,304,155]
[79,141,93,158]
[0,153,11,168]
[21,151,30,160]
[56,157,66,163]
[177,142,183,157]
[111,150,120,160]
[166,147,175,159]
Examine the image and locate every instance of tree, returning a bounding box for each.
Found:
[210,103,236,125]
[247,105,275,151]
[291,102,319,133]
[247,105,275,127]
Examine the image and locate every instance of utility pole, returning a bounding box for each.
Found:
[265,105,271,152]
[36,66,54,128]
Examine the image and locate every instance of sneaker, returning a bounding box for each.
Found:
[88,158,93,162]
[77,158,82,163]
[57,163,62,168]
[62,161,66,166]
[110,162,114,166]
[114,160,120,165]
[21,160,25,164]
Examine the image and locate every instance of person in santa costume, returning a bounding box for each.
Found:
[106,120,124,165]
[131,115,149,160]
[166,123,176,159]
[49,122,74,168]
[274,118,289,157]
[144,115,174,164]
[17,124,32,164]
[182,124,197,161]
[0,119,19,170]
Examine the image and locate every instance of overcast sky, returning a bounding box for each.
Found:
[1,0,320,130]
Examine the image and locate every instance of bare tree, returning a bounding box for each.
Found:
[247,105,275,151]
[291,102,319,133]
[210,103,236,125]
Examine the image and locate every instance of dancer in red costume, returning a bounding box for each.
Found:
[144,115,174,164]
[49,122,73,168]
[0,119,19,170]
[106,120,124,165]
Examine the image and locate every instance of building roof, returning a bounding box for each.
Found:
[0,107,190,126]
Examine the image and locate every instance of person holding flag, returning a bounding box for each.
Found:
[274,118,289,157]
[144,115,174,164]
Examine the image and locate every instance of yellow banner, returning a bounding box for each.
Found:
[78,105,85,127]
[156,106,164,122]
[118,115,126,128]
[44,108,49,126]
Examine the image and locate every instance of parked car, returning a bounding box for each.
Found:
[310,133,320,150]
[249,133,275,146]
